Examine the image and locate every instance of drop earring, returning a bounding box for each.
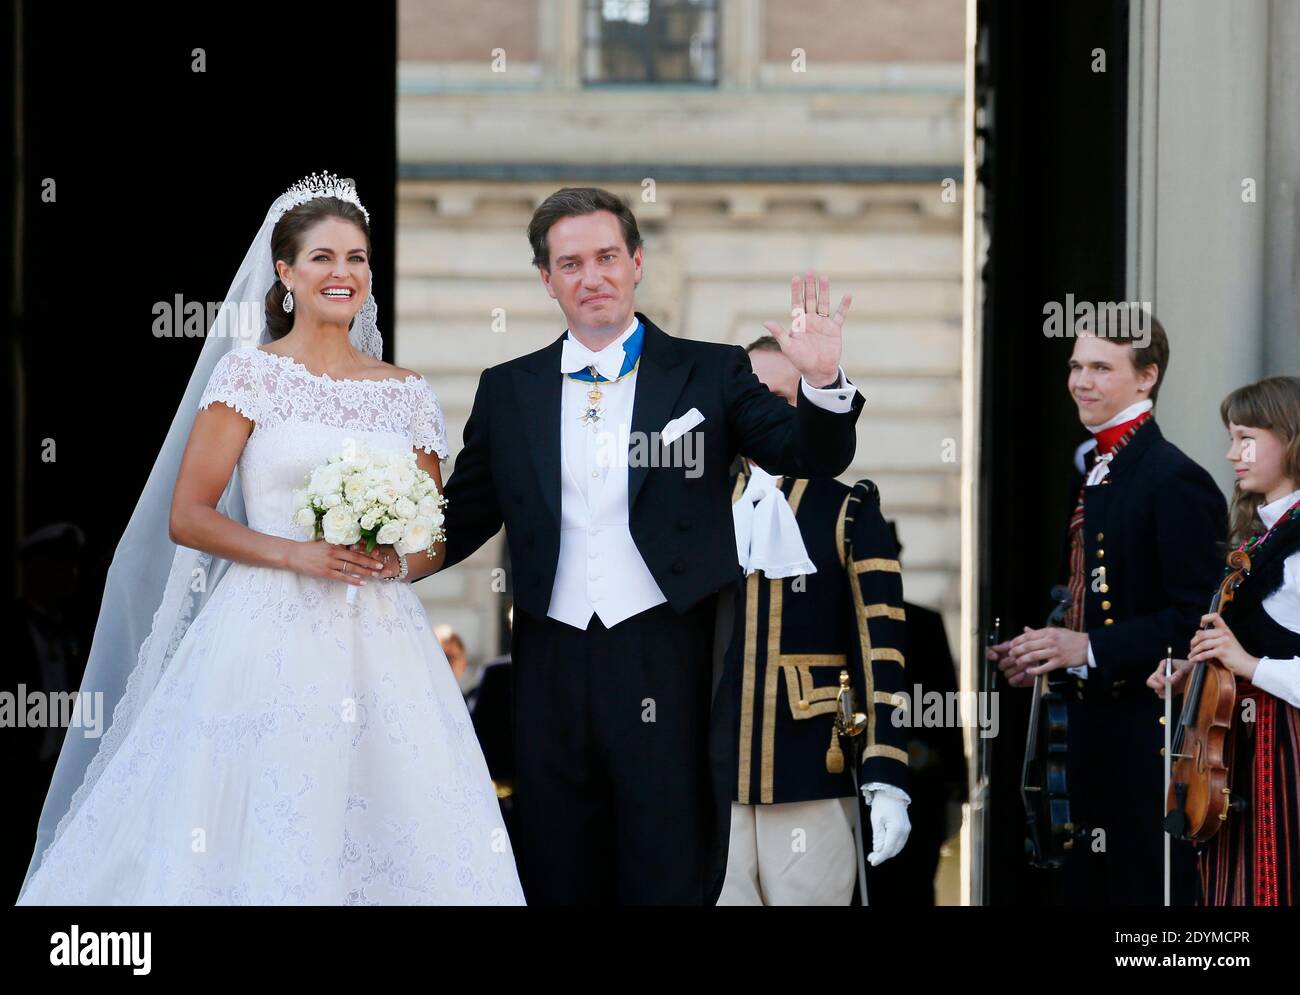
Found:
[282,285,295,314]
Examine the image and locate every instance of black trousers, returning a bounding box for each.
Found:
[1062,691,1197,905]
[510,597,718,904]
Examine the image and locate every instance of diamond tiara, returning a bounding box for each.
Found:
[270,170,370,225]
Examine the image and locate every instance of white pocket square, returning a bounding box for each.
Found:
[660,407,704,446]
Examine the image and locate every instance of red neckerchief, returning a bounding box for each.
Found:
[1093,408,1153,456]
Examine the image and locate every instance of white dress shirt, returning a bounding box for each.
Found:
[1247,488,1300,708]
[547,314,860,630]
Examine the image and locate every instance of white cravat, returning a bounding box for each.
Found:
[732,463,816,579]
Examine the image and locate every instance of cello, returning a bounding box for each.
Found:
[1163,548,1251,841]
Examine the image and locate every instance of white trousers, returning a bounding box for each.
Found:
[718,798,858,906]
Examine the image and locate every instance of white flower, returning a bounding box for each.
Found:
[395,519,432,554]
[321,504,361,545]
[394,496,417,519]
[294,507,316,528]
[376,520,404,545]
[343,474,367,503]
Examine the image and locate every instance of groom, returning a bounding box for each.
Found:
[439,187,866,904]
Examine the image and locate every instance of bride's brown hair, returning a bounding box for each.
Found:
[1220,376,1300,547]
[264,197,372,340]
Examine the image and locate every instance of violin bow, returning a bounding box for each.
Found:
[1163,646,1173,907]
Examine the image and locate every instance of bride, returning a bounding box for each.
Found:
[16,172,524,905]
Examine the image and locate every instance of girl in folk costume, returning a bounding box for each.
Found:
[1149,375,1300,906]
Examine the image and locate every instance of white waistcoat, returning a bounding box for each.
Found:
[547,343,668,630]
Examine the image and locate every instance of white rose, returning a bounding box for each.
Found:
[321,504,361,545]
[394,496,417,519]
[343,474,367,503]
[395,519,432,554]
[373,483,398,505]
[376,520,404,545]
[322,492,342,509]
[294,507,316,529]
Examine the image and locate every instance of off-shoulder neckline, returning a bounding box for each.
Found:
[250,346,422,386]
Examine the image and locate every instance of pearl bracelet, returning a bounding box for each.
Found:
[395,551,409,581]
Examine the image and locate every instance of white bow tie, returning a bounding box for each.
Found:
[561,335,625,381]
[732,464,817,579]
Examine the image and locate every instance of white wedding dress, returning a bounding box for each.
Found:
[18,346,524,905]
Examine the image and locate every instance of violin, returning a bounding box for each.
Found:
[1164,549,1251,841]
[1020,586,1085,868]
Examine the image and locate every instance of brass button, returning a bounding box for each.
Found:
[797,699,809,711]
[1096,532,1104,541]
[1101,600,1111,610]
[1100,584,1110,593]
[1104,618,1114,626]
[1096,549,1105,559]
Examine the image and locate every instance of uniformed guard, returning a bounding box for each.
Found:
[715,337,912,905]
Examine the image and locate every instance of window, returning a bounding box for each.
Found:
[583,0,719,85]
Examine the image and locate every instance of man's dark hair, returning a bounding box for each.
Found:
[528,187,643,270]
[1092,305,1170,403]
[745,334,781,354]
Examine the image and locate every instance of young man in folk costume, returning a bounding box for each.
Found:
[440,189,867,905]
[1149,376,1300,906]
[990,313,1226,905]
[715,337,911,905]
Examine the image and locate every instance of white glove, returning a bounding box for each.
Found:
[861,787,911,866]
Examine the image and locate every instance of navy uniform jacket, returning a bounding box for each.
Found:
[1072,418,1227,693]
[717,470,911,806]
[1055,416,1225,905]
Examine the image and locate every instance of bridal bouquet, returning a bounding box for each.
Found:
[292,438,447,603]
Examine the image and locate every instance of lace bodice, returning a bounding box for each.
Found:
[198,346,449,540]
